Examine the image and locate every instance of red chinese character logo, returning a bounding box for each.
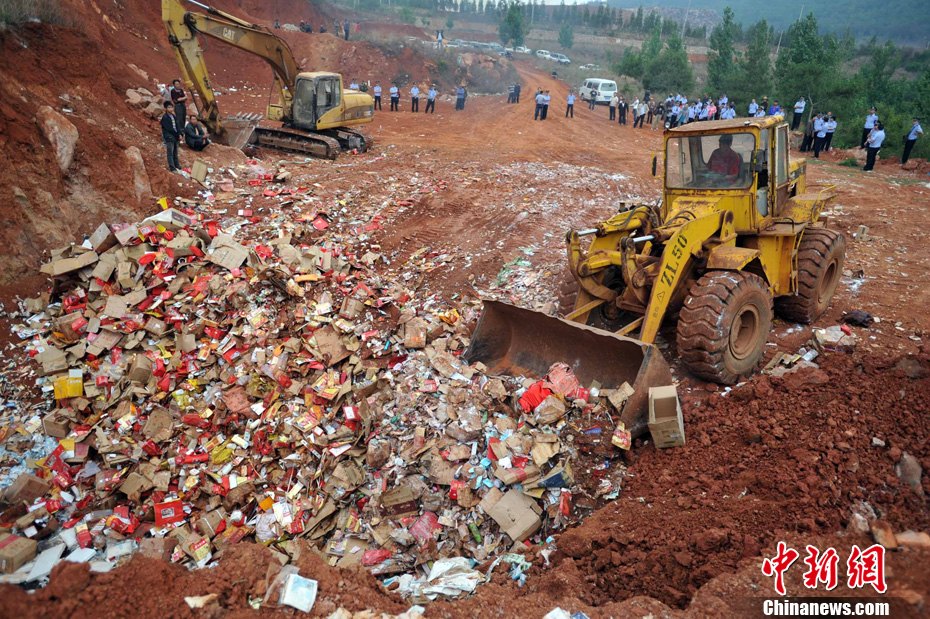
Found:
[802,545,839,591]
[847,544,887,594]
[762,541,800,596]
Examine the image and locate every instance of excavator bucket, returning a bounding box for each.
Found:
[464,300,673,436]
[219,114,262,150]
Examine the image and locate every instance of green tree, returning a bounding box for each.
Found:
[648,34,694,93]
[559,23,574,49]
[708,7,738,95]
[498,1,528,47]
[730,19,773,106]
[775,13,840,112]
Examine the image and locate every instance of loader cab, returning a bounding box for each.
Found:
[291,73,343,130]
[663,117,790,231]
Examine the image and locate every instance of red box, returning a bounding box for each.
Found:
[154,499,186,527]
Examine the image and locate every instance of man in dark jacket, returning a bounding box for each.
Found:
[184,115,210,151]
[160,101,182,172]
[169,79,188,130]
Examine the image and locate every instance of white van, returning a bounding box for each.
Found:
[579,78,617,104]
[535,49,551,59]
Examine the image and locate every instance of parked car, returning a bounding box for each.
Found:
[579,78,617,104]
[535,49,551,59]
[579,63,602,71]
[549,52,571,65]
[514,46,531,54]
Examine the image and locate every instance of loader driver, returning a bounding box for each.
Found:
[706,134,742,186]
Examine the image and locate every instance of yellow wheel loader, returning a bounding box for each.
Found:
[467,116,845,434]
[162,0,374,158]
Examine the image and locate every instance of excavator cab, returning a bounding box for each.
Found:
[292,75,342,129]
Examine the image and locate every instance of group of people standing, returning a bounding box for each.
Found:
[159,79,211,173]
[856,107,923,171]
[371,82,441,113]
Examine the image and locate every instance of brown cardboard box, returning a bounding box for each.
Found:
[196,508,227,538]
[648,385,685,448]
[89,223,117,253]
[42,412,72,438]
[494,464,540,486]
[3,473,51,505]
[486,490,542,542]
[142,408,173,443]
[534,395,566,425]
[0,533,38,574]
[138,536,177,561]
[128,354,153,384]
[144,208,195,231]
[112,223,141,246]
[36,347,68,375]
[176,331,197,353]
[40,250,98,277]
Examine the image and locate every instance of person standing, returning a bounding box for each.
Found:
[647,99,656,126]
[588,90,598,110]
[566,90,576,118]
[748,98,759,116]
[792,97,806,130]
[534,89,544,120]
[768,100,782,116]
[631,99,641,127]
[349,79,359,90]
[812,113,827,158]
[861,107,878,148]
[863,121,885,171]
[799,117,815,152]
[410,84,420,112]
[160,101,182,172]
[455,85,466,111]
[901,117,923,166]
[609,93,618,121]
[507,83,515,104]
[170,79,188,130]
[514,83,521,103]
[542,90,551,120]
[389,83,399,111]
[343,19,350,41]
[669,101,680,128]
[183,114,210,151]
[425,85,437,114]
[618,96,628,125]
[373,83,382,110]
[824,114,837,151]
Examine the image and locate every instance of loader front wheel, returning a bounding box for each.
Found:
[677,271,773,385]
[775,229,846,323]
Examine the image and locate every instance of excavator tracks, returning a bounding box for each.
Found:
[252,126,370,160]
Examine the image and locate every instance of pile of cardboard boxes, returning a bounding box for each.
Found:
[0,178,682,594]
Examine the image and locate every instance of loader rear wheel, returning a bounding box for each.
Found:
[677,271,773,385]
[775,229,846,323]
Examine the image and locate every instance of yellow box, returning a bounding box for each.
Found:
[53,372,83,400]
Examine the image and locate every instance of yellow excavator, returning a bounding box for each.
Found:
[162,0,373,158]
[467,116,845,435]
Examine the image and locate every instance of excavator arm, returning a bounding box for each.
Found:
[161,0,300,137]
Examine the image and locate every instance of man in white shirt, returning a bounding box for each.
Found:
[902,117,923,166]
[792,97,806,130]
[863,121,885,171]
[349,79,359,90]
[389,83,400,111]
[812,113,827,158]
[566,90,576,118]
[609,93,618,121]
[669,102,680,127]
[542,90,551,120]
[425,85,437,114]
[372,82,382,110]
[748,99,759,116]
[824,114,837,151]
[721,103,736,120]
[861,107,878,148]
[410,84,420,112]
[534,89,545,121]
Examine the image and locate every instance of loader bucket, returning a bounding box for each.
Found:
[465,300,673,437]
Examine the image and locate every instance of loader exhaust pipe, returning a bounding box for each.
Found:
[465,300,673,437]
